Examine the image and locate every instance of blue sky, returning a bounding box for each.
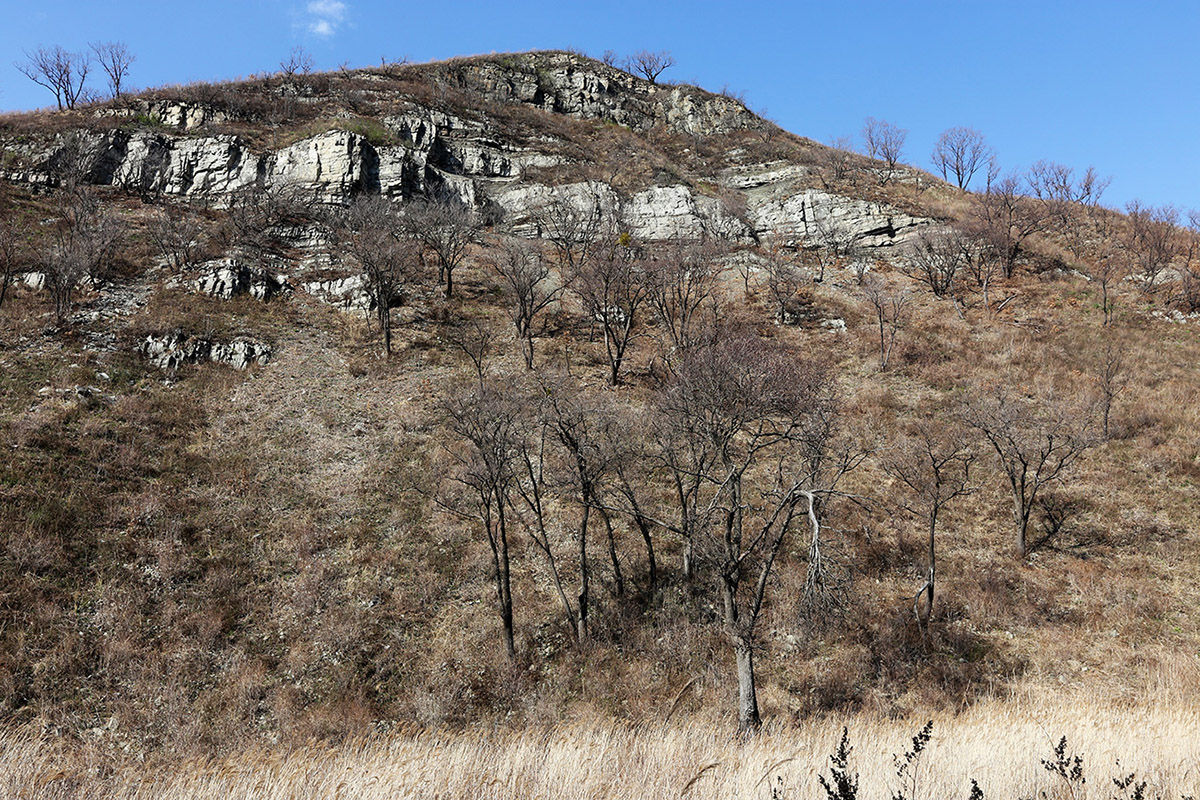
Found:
[2,0,1196,211]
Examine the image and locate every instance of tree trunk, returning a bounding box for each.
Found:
[600,508,625,598]
[734,637,760,733]
[577,503,590,641]
[498,504,515,659]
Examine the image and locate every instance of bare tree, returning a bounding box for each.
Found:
[532,191,607,275]
[440,381,523,658]
[862,275,910,370]
[403,192,482,299]
[89,41,134,99]
[819,136,859,186]
[42,185,122,322]
[16,45,91,110]
[542,382,623,637]
[862,117,907,185]
[490,240,561,369]
[967,172,1050,279]
[0,220,23,311]
[328,196,419,356]
[1124,200,1179,293]
[884,424,975,625]
[1087,241,1126,326]
[147,204,205,269]
[904,228,968,297]
[1093,342,1128,441]
[657,332,838,732]
[570,234,651,385]
[627,50,675,84]
[761,252,808,324]
[279,45,314,77]
[931,127,993,190]
[646,238,726,351]
[961,387,1095,559]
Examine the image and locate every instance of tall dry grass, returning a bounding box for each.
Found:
[5,696,1199,799]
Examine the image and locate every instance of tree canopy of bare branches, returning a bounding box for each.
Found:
[862,275,910,370]
[440,381,524,658]
[627,50,675,84]
[16,45,91,110]
[404,192,482,299]
[1123,200,1180,293]
[570,234,651,385]
[931,127,993,190]
[89,41,134,99]
[961,387,1095,559]
[862,117,907,185]
[328,196,419,355]
[645,238,726,351]
[904,228,969,297]
[884,423,975,624]
[490,240,561,369]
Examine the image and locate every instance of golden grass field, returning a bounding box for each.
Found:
[4,691,1199,800]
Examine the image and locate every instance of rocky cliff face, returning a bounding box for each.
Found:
[0,52,932,252]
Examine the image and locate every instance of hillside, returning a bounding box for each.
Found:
[1,50,1199,784]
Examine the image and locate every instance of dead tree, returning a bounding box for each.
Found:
[884,424,975,625]
[490,240,561,369]
[961,387,1095,559]
[657,331,838,733]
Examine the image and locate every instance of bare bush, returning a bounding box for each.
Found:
[147,204,205,269]
[903,228,969,297]
[1123,200,1180,293]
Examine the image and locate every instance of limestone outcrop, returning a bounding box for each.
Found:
[139,333,272,370]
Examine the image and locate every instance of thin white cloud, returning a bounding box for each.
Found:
[308,19,335,36]
[307,0,346,20]
[304,0,347,37]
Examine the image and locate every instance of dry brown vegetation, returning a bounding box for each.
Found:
[2,48,1200,793]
